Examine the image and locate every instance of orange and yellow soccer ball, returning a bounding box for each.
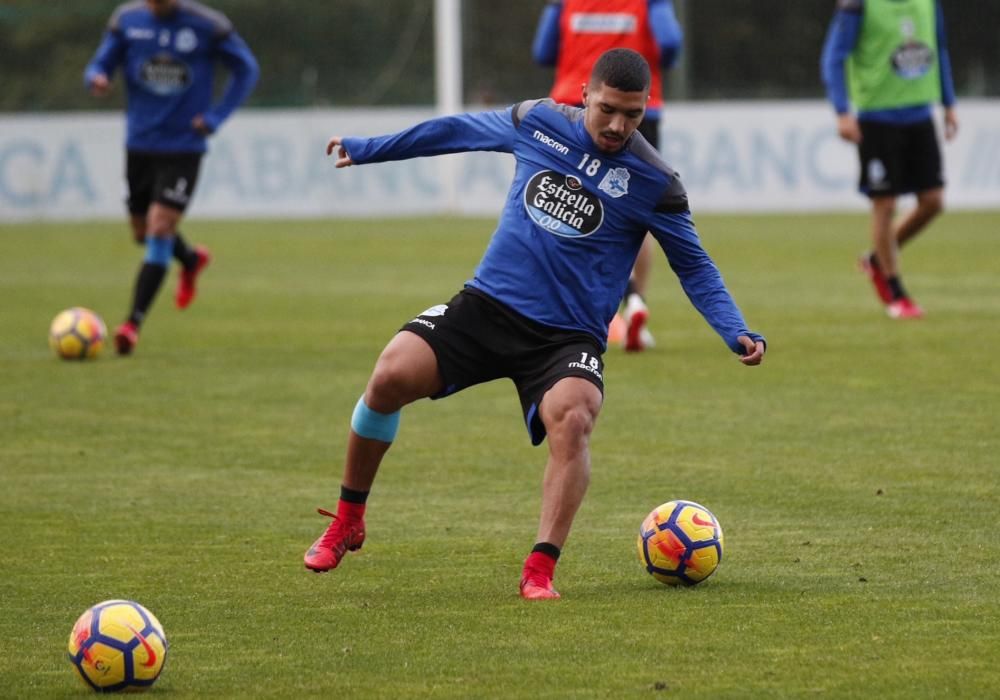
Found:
[49,307,106,360]
[67,600,167,692]
[637,500,724,586]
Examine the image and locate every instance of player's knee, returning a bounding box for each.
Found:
[922,191,944,217]
[130,217,147,244]
[549,402,597,441]
[147,206,181,236]
[366,361,417,411]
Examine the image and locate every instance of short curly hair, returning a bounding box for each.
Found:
[589,48,651,93]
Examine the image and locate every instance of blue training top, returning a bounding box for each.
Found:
[84,0,259,153]
[342,99,763,354]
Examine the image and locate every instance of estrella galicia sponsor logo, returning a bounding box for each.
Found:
[532,130,570,155]
[524,170,604,238]
[598,167,630,198]
[139,53,192,96]
[891,40,934,79]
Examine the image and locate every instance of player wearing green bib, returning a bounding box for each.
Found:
[821,0,958,319]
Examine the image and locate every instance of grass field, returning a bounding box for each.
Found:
[1,212,998,697]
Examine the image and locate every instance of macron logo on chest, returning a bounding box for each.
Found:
[125,27,156,40]
[532,130,570,156]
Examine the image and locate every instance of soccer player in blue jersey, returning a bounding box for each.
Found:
[821,0,958,319]
[304,49,765,600]
[85,0,259,354]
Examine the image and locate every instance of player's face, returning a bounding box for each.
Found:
[582,82,648,154]
[146,0,178,18]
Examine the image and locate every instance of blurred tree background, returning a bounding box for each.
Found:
[1,0,996,111]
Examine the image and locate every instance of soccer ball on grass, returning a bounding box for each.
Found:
[49,307,107,360]
[637,500,724,586]
[67,599,167,692]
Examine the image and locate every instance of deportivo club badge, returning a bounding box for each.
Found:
[598,167,630,198]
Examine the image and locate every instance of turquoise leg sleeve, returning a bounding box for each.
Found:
[350,396,401,443]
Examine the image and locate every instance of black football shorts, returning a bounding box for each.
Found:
[858,118,943,197]
[126,150,203,215]
[401,287,605,446]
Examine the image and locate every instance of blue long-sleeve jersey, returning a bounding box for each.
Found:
[820,0,955,125]
[84,0,259,153]
[342,100,762,354]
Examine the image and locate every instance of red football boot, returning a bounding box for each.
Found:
[176,246,212,310]
[858,253,893,305]
[519,575,561,600]
[114,321,139,356]
[887,296,924,319]
[623,294,650,353]
[304,508,366,572]
[519,551,561,599]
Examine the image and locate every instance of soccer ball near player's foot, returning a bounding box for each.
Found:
[49,307,107,360]
[637,500,724,586]
[67,600,167,692]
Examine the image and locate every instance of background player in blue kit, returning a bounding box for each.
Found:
[304,49,765,600]
[85,0,258,354]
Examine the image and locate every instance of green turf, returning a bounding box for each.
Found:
[1,212,998,697]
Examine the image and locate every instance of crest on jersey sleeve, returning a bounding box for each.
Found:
[598,167,630,198]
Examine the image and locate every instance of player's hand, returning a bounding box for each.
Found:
[191,115,212,136]
[836,113,861,144]
[89,73,112,97]
[943,107,959,141]
[326,136,354,168]
[736,335,765,366]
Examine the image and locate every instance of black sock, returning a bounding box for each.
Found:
[127,262,168,326]
[624,278,639,300]
[340,485,370,505]
[868,252,881,271]
[531,542,561,561]
[887,276,907,301]
[172,231,198,270]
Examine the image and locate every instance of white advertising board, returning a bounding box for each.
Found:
[1,101,997,221]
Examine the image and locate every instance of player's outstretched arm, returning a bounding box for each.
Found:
[326,137,355,168]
